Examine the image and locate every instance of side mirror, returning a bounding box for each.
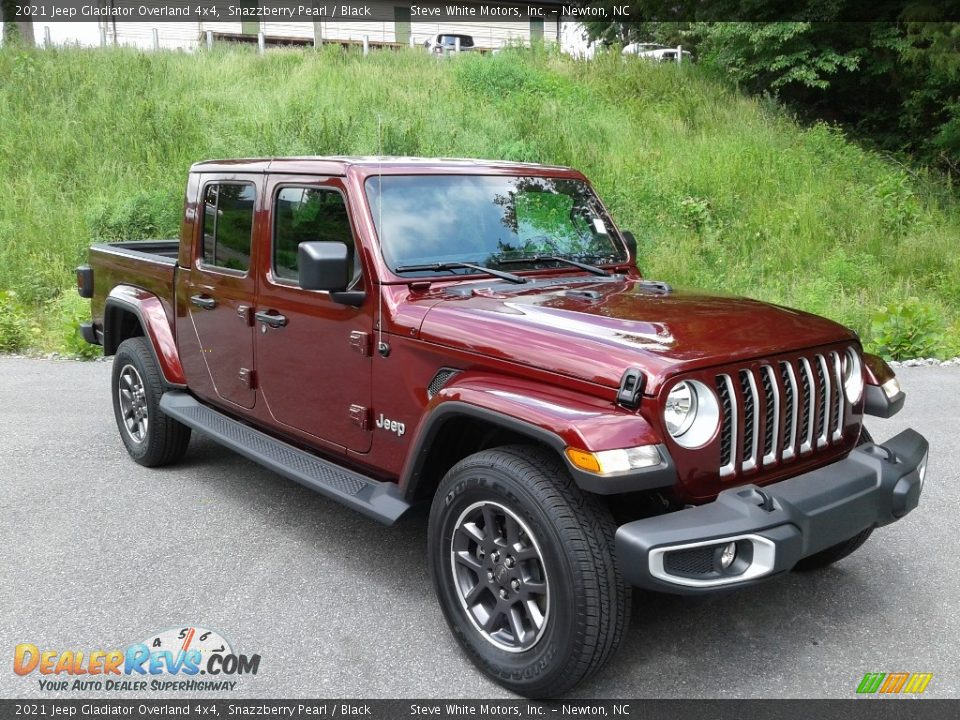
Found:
[298,241,350,292]
[621,231,638,260]
[298,241,366,307]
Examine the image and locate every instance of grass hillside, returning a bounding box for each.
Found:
[0,45,958,358]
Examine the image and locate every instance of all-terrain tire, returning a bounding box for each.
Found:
[428,445,630,697]
[112,337,191,467]
[793,427,875,571]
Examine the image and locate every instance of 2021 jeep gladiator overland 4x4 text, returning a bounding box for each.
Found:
[77,157,928,696]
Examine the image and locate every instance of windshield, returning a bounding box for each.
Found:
[364,175,627,275]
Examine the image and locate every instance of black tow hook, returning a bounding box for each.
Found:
[862,443,898,464]
[755,489,775,512]
[737,486,776,512]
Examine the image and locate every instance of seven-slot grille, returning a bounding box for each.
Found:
[716,350,848,478]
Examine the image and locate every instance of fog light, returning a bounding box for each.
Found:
[719,541,737,569]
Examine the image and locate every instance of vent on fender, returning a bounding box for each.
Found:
[427,368,461,399]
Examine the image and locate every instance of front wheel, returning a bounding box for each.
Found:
[428,445,630,697]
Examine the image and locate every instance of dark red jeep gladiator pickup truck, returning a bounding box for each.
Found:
[77,157,928,696]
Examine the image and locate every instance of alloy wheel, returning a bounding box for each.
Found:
[118,364,149,443]
[450,500,550,653]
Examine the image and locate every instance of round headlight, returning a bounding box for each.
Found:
[665,381,697,436]
[664,380,720,448]
[842,348,864,403]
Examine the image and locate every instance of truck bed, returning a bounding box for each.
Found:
[89,240,180,329]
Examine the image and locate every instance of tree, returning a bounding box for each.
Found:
[900,21,960,169]
[581,3,960,171]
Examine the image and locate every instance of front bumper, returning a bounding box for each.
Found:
[615,428,928,593]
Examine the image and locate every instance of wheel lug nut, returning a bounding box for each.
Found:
[487,570,494,581]
[505,557,515,568]
[492,551,500,562]
[499,588,508,600]
[511,579,520,591]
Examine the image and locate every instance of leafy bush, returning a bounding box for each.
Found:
[868,297,946,360]
[677,196,715,233]
[52,292,101,359]
[16,251,70,305]
[868,171,923,237]
[0,291,35,352]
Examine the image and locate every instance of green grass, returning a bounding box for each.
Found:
[1,44,958,358]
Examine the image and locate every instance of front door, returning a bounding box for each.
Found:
[255,176,373,452]
[186,178,259,410]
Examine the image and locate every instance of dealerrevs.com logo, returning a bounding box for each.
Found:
[13,627,261,692]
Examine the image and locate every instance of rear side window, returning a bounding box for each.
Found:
[273,187,355,283]
[202,183,255,272]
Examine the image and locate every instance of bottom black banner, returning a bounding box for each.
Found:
[0,699,954,720]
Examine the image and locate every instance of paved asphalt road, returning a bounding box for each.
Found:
[1,357,957,700]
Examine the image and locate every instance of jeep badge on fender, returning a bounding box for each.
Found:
[375,413,406,437]
[76,157,929,697]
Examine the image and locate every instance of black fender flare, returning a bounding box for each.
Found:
[400,400,677,501]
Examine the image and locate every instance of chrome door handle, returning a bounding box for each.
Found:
[190,294,217,310]
[255,310,288,328]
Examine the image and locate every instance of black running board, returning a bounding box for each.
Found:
[159,391,411,525]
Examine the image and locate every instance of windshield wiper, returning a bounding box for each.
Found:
[495,255,612,277]
[393,262,528,284]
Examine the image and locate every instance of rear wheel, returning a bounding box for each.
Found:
[112,337,191,467]
[793,427,875,571]
[428,445,630,697]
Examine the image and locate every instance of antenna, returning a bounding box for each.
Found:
[376,115,390,358]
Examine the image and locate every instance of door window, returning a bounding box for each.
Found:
[273,187,356,284]
[202,183,255,273]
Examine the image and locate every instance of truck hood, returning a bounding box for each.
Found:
[417,278,857,394]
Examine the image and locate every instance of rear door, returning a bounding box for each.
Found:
[254,175,373,452]
[185,177,260,409]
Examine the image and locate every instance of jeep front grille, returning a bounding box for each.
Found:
[716,350,848,479]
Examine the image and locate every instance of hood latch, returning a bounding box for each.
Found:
[617,368,645,410]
